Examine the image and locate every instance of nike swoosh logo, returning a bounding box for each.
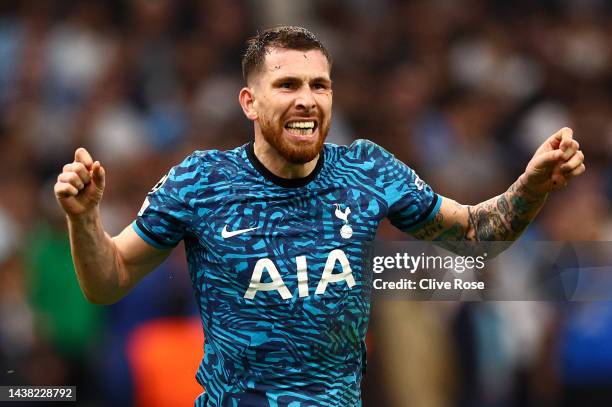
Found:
[221,225,260,239]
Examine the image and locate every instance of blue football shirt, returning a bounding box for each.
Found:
[132,139,441,406]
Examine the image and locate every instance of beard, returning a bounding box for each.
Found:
[259,112,331,164]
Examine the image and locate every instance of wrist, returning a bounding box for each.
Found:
[67,208,100,226]
[517,174,548,201]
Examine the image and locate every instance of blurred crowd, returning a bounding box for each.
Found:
[0,0,611,406]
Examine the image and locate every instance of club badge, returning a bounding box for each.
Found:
[334,204,353,239]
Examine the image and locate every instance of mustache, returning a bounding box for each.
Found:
[282,108,324,120]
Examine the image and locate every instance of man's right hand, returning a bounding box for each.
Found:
[54,148,106,218]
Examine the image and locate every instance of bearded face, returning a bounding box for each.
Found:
[246,48,333,164]
[258,105,331,164]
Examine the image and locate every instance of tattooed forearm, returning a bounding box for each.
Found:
[467,202,511,240]
[411,177,545,246]
[467,177,547,241]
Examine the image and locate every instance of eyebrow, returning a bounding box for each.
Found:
[272,76,333,85]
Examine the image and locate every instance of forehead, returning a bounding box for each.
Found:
[260,47,330,81]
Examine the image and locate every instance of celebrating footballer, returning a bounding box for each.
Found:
[54,26,585,406]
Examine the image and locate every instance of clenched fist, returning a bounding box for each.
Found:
[522,127,585,195]
[54,148,106,217]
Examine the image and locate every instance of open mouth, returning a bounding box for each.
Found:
[284,120,318,136]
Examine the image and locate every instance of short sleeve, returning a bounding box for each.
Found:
[132,153,200,249]
[359,140,441,233]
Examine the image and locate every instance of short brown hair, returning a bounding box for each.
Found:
[241,26,332,83]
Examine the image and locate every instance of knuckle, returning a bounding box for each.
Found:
[68,173,82,184]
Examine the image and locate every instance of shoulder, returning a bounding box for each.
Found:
[325,138,398,166]
[155,145,247,197]
[348,138,385,154]
[181,144,244,167]
[173,144,246,177]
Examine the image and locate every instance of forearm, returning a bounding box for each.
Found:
[67,210,129,304]
[413,175,547,246]
[466,174,547,241]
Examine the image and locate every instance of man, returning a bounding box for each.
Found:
[54,26,584,406]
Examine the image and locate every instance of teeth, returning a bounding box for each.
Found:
[286,121,315,129]
[286,127,314,135]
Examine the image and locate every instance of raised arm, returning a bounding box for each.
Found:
[412,127,585,243]
[54,148,171,304]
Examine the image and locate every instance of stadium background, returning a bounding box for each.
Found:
[0,0,611,405]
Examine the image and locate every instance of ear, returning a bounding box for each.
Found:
[239,87,258,121]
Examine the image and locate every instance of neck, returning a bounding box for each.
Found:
[253,133,319,179]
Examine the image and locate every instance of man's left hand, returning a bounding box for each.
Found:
[520,127,585,196]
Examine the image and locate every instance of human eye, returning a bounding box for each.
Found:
[312,81,331,91]
[275,79,296,90]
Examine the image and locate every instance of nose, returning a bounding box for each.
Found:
[295,86,316,111]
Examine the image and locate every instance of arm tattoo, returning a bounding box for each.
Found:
[412,201,468,242]
[434,222,467,241]
[411,178,546,246]
[413,200,473,254]
[411,212,446,240]
[467,177,546,241]
[433,221,473,253]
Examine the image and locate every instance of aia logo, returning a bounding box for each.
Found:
[244,249,355,300]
